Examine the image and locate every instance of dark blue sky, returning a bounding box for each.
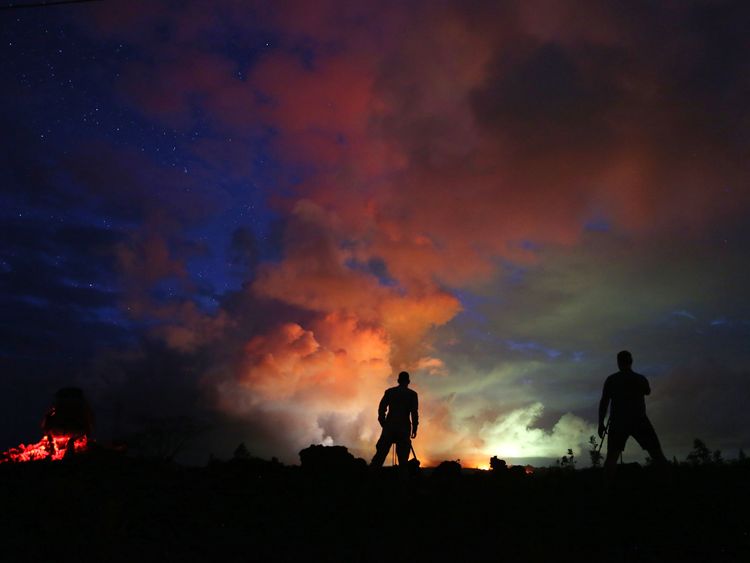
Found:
[1,3,283,450]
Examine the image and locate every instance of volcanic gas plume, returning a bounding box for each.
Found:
[4,0,750,467]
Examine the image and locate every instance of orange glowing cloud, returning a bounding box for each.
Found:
[239,314,390,404]
[84,1,750,465]
[252,201,461,365]
[214,311,393,457]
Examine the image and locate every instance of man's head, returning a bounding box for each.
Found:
[397,371,410,385]
[617,350,633,370]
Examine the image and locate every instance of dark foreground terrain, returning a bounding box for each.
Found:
[1,450,748,563]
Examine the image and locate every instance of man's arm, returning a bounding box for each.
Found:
[598,380,610,438]
[410,393,419,439]
[377,392,388,427]
[643,376,651,396]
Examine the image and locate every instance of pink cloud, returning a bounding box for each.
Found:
[81,1,750,463]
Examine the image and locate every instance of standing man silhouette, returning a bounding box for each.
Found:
[370,371,418,472]
[599,351,668,471]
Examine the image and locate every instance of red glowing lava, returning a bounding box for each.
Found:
[0,386,95,464]
[1,434,89,464]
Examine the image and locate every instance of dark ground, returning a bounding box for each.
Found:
[1,450,748,563]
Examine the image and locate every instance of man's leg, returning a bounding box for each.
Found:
[370,428,393,467]
[605,426,627,476]
[633,417,668,464]
[395,432,411,480]
[604,446,620,473]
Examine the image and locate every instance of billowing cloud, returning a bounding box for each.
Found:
[97,1,750,464]
[3,1,748,465]
[214,312,391,455]
[480,403,593,460]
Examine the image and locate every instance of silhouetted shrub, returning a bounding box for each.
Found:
[233,442,251,460]
[558,448,576,470]
[490,456,507,472]
[432,460,462,480]
[509,465,527,478]
[687,439,712,466]
[588,435,602,468]
[299,444,366,477]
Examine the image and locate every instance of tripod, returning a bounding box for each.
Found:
[597,419,609,455]
[390,442,418,466]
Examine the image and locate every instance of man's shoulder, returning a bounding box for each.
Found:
[605,372,620,384]
[632,371,649,382]
[387,386,417,397]
[606,370,648,381]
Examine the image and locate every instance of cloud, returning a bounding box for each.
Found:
[415,356,446,376]
[251,200,461,367]
[479,402,594,460]
[212,312,392,460]
[14,0,745,465]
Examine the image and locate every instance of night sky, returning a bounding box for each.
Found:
[2,0,749,467]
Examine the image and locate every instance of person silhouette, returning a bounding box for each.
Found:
[370,371,418,474]
[599,351,668,471]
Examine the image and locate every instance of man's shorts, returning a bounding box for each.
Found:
[608,416,661,454]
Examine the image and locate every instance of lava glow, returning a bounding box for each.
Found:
[0,435,89,464]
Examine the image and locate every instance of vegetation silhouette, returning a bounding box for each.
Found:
[299,444,367,478]
[2,443,749,562]
[588,435,603,468]
[557,447,577,470]
[490,455,507,471]
[432,459,462,482]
